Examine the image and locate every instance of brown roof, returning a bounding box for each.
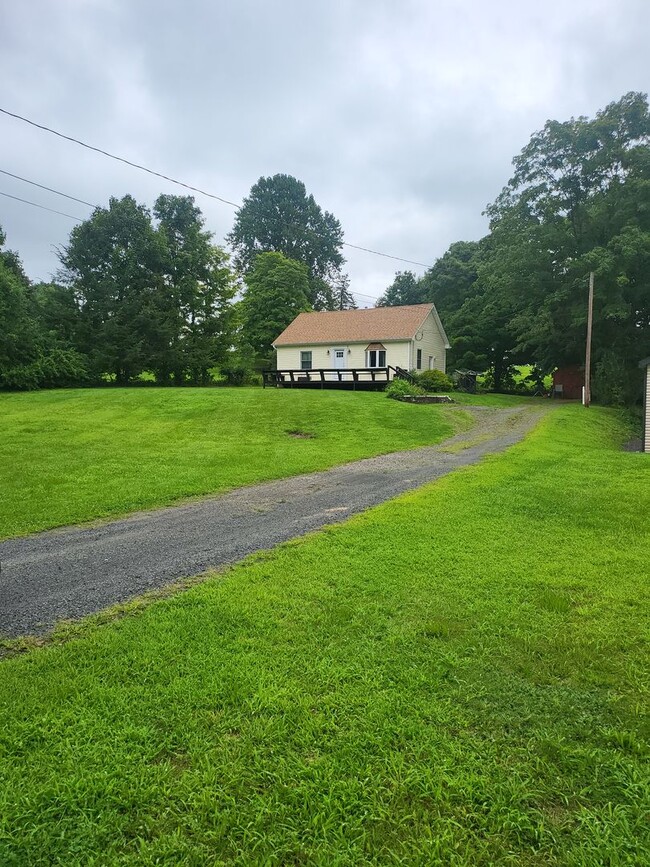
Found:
[274,303,448,346]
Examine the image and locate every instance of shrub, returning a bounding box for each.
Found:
[593,353,641,406]
[0,348,89,390]
[36,349,90,388]
[221,364,255,386]
[417,369,454,392]
[385,378,424,399]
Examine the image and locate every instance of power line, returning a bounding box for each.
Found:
[1,184,383,300]
[0,107,240,208]
[351,290,381,301]
[342,242,428,268]
[0,175,381,302]
[0,169,96,209]
[1,107,434,271]
[0,190,83,222]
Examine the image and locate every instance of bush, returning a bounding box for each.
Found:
[385,378,425,399]
[220,364,255,386]
[0,348,89,390]
[592,353,642,406]
[36,349,90,388]
[416,369,454,392]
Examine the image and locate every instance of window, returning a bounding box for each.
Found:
[416,349,422,370]
[300,351,312,370]
[429,356,433,370]
[366,349,386,368]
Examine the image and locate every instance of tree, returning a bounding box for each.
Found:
[0,227,40,386]
[60,195,164,383]
[332,271,357,310]
[483,92,650,398]
[60,194,236,386]
[240,252,311,365]
[153,194,235,384]
[32,282,82,350]
[376,271,424,307]
[419,241,482,325]
[227,174,346,309]
[0,227,88,389]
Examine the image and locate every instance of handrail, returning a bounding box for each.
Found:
[261,367,399,389]
[391,366,417,383]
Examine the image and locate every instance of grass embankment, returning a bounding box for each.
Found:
[0,388,468,539]
[1,405,648,865]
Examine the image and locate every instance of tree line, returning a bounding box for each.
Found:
[378,92,650,402]
[0,175,354,389]
[1,92,648,401]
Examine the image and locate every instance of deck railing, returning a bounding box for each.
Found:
[261,366,417,388]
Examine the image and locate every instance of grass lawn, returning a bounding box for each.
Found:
[1,405,648,865]
[0,387,472,540]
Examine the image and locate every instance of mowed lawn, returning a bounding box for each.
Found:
[0,387,467,539]
[1,406,648,865]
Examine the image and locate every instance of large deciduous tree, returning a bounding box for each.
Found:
[240,252,311,365]
[60,194,235,385]
[153,194,235,384]
[419,241,482,326]
[227,174,348,310]
[60,195,163,383]
[482,91,650,400]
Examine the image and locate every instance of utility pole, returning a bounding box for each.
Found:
[584,271,594,407]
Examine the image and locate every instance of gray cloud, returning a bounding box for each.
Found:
[1,0,648,301]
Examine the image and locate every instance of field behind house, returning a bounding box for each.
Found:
[0,387,471,540]
[1,405,648,865]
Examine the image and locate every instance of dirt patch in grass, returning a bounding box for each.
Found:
[285,429,316,439]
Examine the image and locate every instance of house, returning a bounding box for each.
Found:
[641,357,650,453]
[270,304,449,389]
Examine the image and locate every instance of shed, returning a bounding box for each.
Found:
[552,365,583,400]
[640,357,650,453]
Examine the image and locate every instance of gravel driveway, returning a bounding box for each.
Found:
[0,405,546,638]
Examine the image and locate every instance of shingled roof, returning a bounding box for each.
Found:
[273,303,449,347]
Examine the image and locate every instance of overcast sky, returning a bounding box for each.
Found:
[1,0,648,304]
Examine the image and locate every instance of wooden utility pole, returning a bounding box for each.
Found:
[584,271,594,407]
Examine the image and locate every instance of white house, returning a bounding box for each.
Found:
[272,303,450,383]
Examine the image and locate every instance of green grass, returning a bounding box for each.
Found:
[1,405,648,865]
[513,365,553,389]
[0,387,471,539]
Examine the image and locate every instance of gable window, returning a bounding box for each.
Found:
[416,348,422,370]
[300,351,312,370]
[365,343,386,368]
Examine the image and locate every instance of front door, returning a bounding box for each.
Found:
[333,348,346,369]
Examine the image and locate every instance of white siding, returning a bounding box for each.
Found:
[411,310,448,373]
[643,364,650,453]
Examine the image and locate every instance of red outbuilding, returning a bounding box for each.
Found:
[552,365,584,400]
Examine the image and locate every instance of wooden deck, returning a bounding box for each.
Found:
[261,367,414,391]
